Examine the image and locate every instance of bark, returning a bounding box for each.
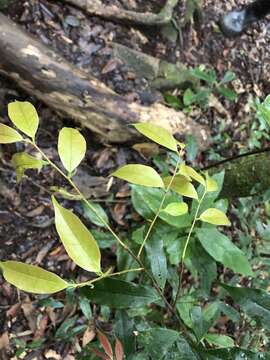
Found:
[62,0,179,26]
[0,13,210,147]
[208,151,270,198]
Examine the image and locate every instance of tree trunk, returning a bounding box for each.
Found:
[0,13,209,147]
[208,150,270,198]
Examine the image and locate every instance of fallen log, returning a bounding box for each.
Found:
[112,43,198,90]
[62,0,178,26]
[0,13,209,148]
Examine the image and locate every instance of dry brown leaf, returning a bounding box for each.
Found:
[0,332,9,350]
[132,143,160,159]
[82,326,96,347]
[6,303,21,318]
[21,302,37,333]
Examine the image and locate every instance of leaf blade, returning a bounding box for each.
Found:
[0,123,23,143]
[199,208,231,226]
[133,123,177,152]
[197,228,253,276]
[112,164,164,188]
[58,127,86,173]
[52,196,101,273]
[0,261,68,294]
[8,101,39,138]
[80,278,159,308]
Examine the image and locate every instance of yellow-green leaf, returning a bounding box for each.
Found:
[52,196,101,273]
[133,123,178,152]
[0,123,23,143]
[11,152,46,182]
[58,128,86,173]
[8,101,39,138]
[163,175,198,199]
[112,164,164,188]
[199,208,231,226]
[179,164,205,185]
[0,261,68,294]
[205,173,218,192]
[162,202,188,216]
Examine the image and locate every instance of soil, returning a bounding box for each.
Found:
[0,0,270,358]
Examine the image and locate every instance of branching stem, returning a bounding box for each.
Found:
[137,153,181,258]
[173,187,207,308]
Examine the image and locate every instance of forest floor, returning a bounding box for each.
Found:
[0,0,270,358]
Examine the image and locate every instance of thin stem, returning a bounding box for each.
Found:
[173,187,207,308]
[74,267,144,288]
[30,141,181,323]
[137,154,181,258]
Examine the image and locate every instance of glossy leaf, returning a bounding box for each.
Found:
[179,164,205,185]
[52,196,101,273]
[131,185,191,228]
[203,348,270,359]
[0,261,68,294]
[190,303,220,342]
[133,123,178,152]
[0,123,23,143]
[163,175,198,199]
[80,278,159,308]
[199,208,231,226]
[58,127,86,173]
[221,284,270,328]
[187,241,217,295]
[8,101,39,138]
[115,310,135,357]
[205,333,234,348]
[162,202,188,216]
[82,201,108,228]
[197,228,253,276]
[112,164,164,188]
[137,328,179,360]
[11,152,46,182]
[145,230,167,289]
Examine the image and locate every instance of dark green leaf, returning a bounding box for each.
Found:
[190,302,220,342]
[197,228,253,276]
[79,296,92,320]
[145,230,167,289]
[188,241,217,295]
[115,310,135,357]
[217,86,237,101]
[205,333,234,348]
[137,328,179,360]
[131,185,191,228]
[164,94,181,110]
[191,68,216,84]
[36,298,64,309]
[80,279,159,309]
[82,201,109,228]
[221,284,270,329]
[202,347,270,360]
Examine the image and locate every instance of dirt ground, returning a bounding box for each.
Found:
[0,0,270,358]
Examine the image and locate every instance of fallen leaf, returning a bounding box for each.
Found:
[82,326,96,347]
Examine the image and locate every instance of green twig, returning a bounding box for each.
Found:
[173,187,207,308]
[137,153,181,258]
[30,141,183,323]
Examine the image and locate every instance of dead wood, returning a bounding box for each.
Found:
[62,0,179,26]
[0,13,210,147]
